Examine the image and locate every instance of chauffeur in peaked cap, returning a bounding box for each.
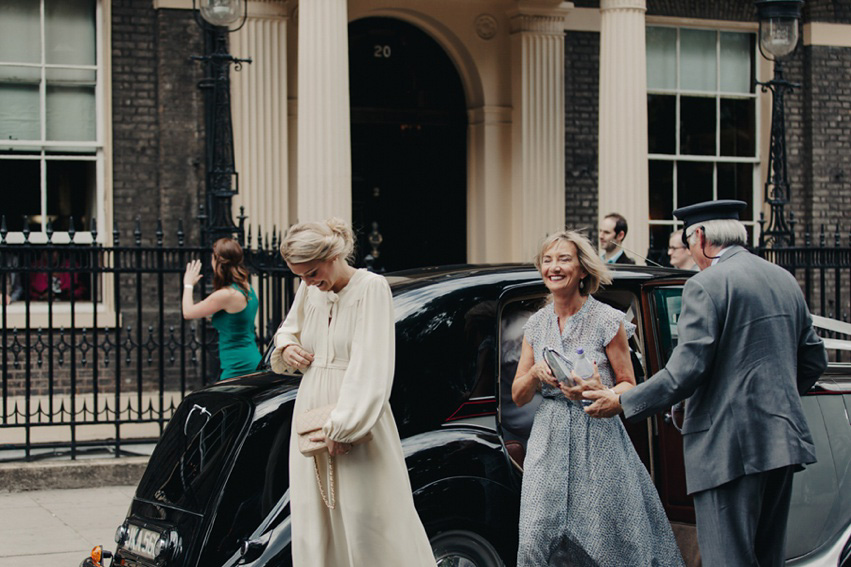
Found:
[583,199,827,566]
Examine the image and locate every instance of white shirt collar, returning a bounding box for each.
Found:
[710,246,731,266]
[601,249,624,264]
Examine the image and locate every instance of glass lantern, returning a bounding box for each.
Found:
[754,0,804,61]
[198,0,244,27]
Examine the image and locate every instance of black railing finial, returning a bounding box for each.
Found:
[0,215,7,243]
[134,216,142,246]
[177,219,185,247]
[257,225,264,251]
[156,219,164,247]
[46,219,54,243]
[68,216,76,242]
[90,217,98,241]
[22,216,30,243]
[246,224,252,249]
[113,219,120,246]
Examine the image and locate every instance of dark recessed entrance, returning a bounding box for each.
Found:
[349,17,467,272]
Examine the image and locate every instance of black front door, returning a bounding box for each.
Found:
[349,17,467,272]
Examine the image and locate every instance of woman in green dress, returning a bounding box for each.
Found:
[182,238,262,379]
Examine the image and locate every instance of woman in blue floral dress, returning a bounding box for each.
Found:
[512,230,684,566]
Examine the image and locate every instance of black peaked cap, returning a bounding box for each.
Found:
[673,200,746,246]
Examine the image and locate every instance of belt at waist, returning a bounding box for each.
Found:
[310,358,349,371]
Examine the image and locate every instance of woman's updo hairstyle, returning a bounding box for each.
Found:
[280,217,356,265]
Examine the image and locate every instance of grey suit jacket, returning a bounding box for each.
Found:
[620,246,827,494]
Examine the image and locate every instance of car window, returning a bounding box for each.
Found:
[200,397,293,564]
[135,395,252,514]
[650,286,684,364]
[498,296,547,443]
[596,289,646,383]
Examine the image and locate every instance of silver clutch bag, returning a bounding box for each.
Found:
[542,347,577,387]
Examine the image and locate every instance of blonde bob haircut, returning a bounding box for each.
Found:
[280,217,356,265]
[534,230,612,296]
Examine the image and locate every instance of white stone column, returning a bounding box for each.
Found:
[508,1,572,262]
[231,1,288,239]
[598,0,649,263]
[296,0,352,223]
[467,105,513,264]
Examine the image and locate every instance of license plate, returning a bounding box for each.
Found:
[124,523,160,560]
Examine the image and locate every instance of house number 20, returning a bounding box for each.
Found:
[373,45,392,58]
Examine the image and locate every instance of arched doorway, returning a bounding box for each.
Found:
[349,17,467,271]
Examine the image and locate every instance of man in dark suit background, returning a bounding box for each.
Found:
[598,212,635,264]
[584,200,827,566]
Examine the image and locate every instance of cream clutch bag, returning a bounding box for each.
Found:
[295,404,373,457]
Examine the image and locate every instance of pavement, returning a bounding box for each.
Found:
[0,484,136,565]
[0,456,149,565]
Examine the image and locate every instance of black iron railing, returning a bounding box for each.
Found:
[0,216,294,461]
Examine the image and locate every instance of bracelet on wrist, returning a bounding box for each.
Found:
[184,284,194,289]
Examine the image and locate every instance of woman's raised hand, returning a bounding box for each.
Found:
[183,259,202,287]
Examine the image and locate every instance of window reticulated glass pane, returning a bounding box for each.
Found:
[720,98,755,157]
[680,96,716,156]
[677,161,713,207]
[0,81,40,141]
[647,27,676,90]
[649,225,676,266]
[717,163,754,221]
[45,0,96,66]
[648,94,676,154]
[46,85,96,141]
[46,160,97,232]
[680,29,717,92]
[649,160,673,220]
[720,32,754,94]
[0,0,41,64]
[0,159,40,230]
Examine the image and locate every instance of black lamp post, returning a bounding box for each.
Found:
[192,0,251,247]
[755,0,804,248]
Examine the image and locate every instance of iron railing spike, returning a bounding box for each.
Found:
[156,219,164,246]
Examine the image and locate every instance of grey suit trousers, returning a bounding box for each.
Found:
[692,466,795,567]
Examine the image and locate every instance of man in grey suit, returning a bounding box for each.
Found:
[584,200,827,566]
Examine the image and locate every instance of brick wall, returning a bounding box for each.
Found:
[805,0,851,24]
[564,31,600,237]
[111,4,205,248]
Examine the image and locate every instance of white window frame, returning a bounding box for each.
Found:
[1,0,115,328]
[0,0,106,245]
[646,21,762,245]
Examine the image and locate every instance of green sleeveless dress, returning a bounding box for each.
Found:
[212,283,262,379]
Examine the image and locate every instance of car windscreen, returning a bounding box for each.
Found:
[134,393,252,514]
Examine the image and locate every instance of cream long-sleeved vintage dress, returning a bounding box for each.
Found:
[271,269,437,567]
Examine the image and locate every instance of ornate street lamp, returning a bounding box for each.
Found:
[192,0,251,246]
[755,0,804,247]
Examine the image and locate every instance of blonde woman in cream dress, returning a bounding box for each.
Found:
[271,218,436,567]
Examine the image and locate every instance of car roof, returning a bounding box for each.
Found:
[384,263,692,294]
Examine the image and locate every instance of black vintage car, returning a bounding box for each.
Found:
[83,265,851,567]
